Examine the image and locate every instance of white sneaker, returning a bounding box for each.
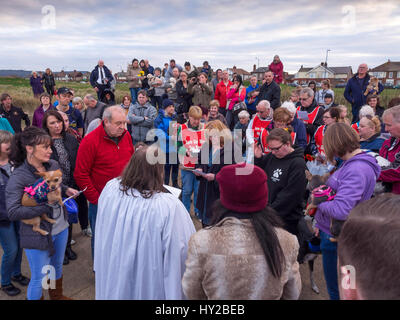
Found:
[82,228,92,237]
[70,239,76,246]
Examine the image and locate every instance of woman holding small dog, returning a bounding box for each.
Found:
[6,126,79,300]
[314,122,381,300]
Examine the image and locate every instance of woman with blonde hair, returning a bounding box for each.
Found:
[314,122,381,300]
[177,106,205,215]
[359,115,385,152]
[194,120,234,227]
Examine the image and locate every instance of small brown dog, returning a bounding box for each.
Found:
[21,169,63,236]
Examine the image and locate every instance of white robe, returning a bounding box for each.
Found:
[94,178,196,300]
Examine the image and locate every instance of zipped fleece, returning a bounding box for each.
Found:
[74,122,134,204]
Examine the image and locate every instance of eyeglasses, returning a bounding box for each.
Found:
[299,97,310,101]
[269,143,284,152]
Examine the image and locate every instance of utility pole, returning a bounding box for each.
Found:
[255,57,260,69]
[324,49,331,79]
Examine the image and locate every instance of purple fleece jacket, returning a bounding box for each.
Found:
[315,152,381,235]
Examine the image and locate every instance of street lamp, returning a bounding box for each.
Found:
[255,57,260,69]
[324,49,331,79]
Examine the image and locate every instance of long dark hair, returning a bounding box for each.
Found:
[119,144,166,199]
[9,126,51,168]
[210,200,286,278]
[234,74,243,94]
[42,109,66,136]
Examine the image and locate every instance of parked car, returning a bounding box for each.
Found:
[335,83,347,88]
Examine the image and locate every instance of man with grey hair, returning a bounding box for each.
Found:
[379,105,400,195]
[74,105,134,260]
[259,70,281,110]
[83,94,107,133]
[344,63,384,123]
[90,60,114,100]
[246,100,273,147]
[297,87,324,149]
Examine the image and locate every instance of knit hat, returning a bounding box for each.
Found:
[162,99,174,109]
[216,163,268,213]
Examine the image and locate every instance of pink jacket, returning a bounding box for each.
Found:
[269,61,284,84]
[379,137,400,194]
[226,86,246,110]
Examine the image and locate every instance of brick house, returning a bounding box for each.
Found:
[370,60,400,86]
[251,65,269,82]
[292,63,353,86]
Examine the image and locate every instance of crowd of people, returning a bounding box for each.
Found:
[1,56,400,300]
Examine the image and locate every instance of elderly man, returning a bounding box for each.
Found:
[259,70,281,110]
[0,93,30,133]
[90,60,114,100]
[296,87,324,148]
[246,100,273,147]
[164,59,183,82]
[127,90,157,146]
[144,59,154,75]
[344,63,384,123]
[379,105,400,195]
[74,106,134,259]
[83,94,108,133]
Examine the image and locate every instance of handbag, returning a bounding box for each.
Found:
[232,98,247,116]
[63,198,79,224]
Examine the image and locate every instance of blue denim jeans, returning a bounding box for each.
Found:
[320,230,340,300]
[0,221,23,286]
[129,88,140,104]
[24,228,68,300]
[88,203,98,260]
[181,169,199,215]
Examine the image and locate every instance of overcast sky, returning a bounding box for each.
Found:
[1,0,399,74]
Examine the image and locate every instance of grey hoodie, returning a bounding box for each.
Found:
[127,101,158,143]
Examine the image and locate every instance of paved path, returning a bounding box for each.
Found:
[0,214,329,300]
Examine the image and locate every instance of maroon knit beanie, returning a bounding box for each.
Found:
[216,163,268,213]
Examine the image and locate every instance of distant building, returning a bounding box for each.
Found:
[54,71,69,81]
[68,70,83,81]
[115,71,128,82]
[226,66,251,81]
[251,65,269,82]
[292,62,353,86]
[370,60,400,86]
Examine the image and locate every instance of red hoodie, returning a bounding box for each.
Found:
[379,137,400,194]
[268,61,283,84]
[74,122,134,204]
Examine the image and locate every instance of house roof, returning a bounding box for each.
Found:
[227,67,251,75]
[298,65,352,75]
[371,61,400,72]
[252,67,269,73]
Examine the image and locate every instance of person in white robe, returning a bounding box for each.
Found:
[94,144,196,300]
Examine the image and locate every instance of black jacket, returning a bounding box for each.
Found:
[90,65,113,88]
[259,80,281,110]
[0,167,10,226]
[43,73,56,90]
[6,159,67,252]
[176,80,193,114]
[0,104,30,133]
[255,147,307,224]
[50,133,79,188]
[195,146,235,225]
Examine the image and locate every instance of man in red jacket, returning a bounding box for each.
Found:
[214,70,232,117]
[379,105,400,194]
[74,105,134,259]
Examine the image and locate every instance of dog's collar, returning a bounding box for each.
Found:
[312,185,335,201]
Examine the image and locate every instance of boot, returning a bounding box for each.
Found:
[48,277,73,300]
